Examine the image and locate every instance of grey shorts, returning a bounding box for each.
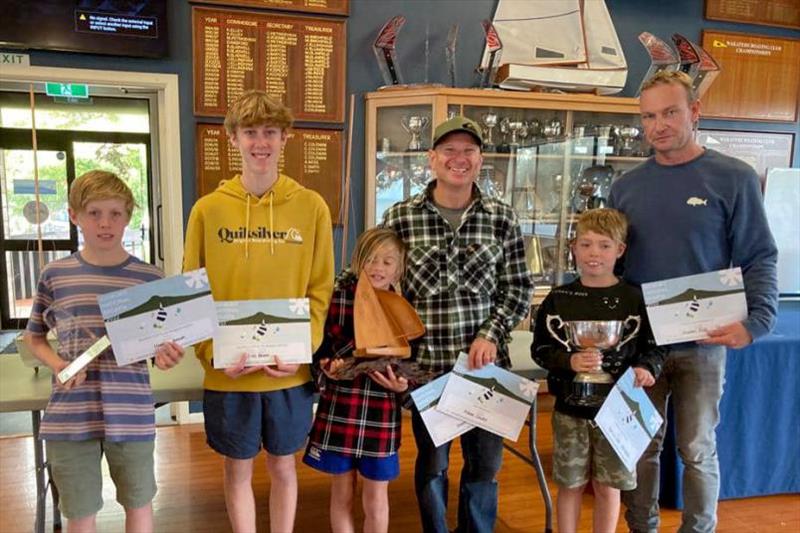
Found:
[551,410,636,490]
[46,439,156,519]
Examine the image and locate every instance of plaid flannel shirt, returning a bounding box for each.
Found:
[382,182,534,373]
[308,270,402,457]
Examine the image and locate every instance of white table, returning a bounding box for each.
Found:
[0,355,204,533]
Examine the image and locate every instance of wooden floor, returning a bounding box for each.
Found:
[0,405,797,533]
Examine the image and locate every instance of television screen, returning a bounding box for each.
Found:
[0,1,168,58]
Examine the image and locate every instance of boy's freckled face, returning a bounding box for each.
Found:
[364,243,402,291]
[69,199,130,253]
[571,230,625,284]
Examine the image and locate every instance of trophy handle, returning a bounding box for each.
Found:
[400,116,410,133]
[420,116,430,130]
[545,315,572,351]
[617,315,641,350]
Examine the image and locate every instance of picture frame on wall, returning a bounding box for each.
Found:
[696,129,795,189]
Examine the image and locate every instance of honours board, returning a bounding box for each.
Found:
[193,6,346,122]
[191,0,349,16]
[196,123,343,222]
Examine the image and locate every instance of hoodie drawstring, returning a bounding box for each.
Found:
[269,192,274,255]
[244,194,251,259]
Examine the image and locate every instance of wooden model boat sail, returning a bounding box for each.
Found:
[480,0,628,95]
[354,271,424,358]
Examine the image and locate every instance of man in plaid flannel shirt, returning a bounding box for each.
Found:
[383,116,534,533]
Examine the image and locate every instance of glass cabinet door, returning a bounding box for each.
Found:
[372,104,433,226]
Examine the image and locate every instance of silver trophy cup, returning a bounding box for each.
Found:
[546,315,640,406]
[401,115,429,151]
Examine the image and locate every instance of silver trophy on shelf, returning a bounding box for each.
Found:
[546,315,640,407]
[618,125,642,156]
[401,115,429,151]
[480,112,499,152]
[498,118,527,151]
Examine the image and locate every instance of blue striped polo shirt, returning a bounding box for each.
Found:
[26,252,164,441]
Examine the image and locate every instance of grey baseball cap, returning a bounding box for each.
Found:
[431,116,483,149]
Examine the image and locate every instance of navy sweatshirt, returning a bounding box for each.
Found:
[608,149,778,340]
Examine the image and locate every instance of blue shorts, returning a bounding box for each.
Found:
[302,445,400,481]
[203,384,314,459]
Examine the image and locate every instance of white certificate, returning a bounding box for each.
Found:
[213,299,312,368]
[642,267,748,345]
[97,269,218,366]
[594,368,663,472]
[436,352,539,441]
[410,373,474,447]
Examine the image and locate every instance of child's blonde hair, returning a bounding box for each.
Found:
[351,228,406,279]
[68,170,135,218]
[224,90,294,135]
[574,208,628,244]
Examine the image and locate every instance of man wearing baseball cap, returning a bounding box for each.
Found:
[383,116,533,532]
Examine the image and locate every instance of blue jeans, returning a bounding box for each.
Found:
[411,407,504,533]
[623,344,726,533]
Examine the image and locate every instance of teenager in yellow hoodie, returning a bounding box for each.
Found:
[183,90,334,533]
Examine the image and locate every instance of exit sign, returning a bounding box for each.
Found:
[45,83,89,99]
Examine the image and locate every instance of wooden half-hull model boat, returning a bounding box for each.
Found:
[353,272,425,358]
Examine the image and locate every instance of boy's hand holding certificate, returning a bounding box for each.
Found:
[436,352,539,441]
[642,267,747,345]
[97,268,218,366]
[213,298,312,368]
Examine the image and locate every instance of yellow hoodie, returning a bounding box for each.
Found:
[183,174,334,391]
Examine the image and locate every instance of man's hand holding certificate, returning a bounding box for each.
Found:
[436,353,538,441]
[642,267,748,346]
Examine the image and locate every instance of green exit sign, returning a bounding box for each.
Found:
[45,83,89,99]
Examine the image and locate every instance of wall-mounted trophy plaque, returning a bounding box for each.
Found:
[192,6,346,122]
[191,0,349,17]
[700,30,799,122]
[697,129,794,188]
[196,123,344,222]
[705,0,800,30]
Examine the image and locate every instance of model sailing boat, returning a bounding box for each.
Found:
[480,0,627,95]
[354,271,424,358]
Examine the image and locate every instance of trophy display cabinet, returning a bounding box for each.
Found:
[364,88,648,301]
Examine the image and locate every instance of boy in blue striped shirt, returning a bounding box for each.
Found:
[24,170,183,533]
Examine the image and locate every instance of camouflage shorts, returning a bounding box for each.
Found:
[551,410,636,490]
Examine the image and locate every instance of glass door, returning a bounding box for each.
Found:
[0,141,74,328]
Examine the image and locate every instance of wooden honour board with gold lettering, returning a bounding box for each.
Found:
[191,0,349,16]
[700,30,800,122]
[705,0,800,30]
[192,6,346,122]
[196,123,343,223]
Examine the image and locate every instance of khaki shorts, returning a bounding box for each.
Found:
[46,439,157,519]
[551,411,636,490]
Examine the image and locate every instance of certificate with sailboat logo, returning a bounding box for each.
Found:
[642,267,748,345]
[437,352,538,441]
[97,269,218,366]
[213,299,312,368]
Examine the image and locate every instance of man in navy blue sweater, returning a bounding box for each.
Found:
[608,70,778,533]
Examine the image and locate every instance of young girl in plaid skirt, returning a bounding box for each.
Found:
[303,228,410,533]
